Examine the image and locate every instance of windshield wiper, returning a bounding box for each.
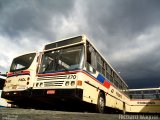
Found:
[58,59,69,71]
[43,51,59,73]
[56,50,70,71]
[43,59,54,73]
[42,50,69,73]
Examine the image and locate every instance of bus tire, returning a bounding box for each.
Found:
[95,92,105,113]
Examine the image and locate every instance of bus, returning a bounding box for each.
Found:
[0,75,6,92]
[2,52,39,107]
[32,35,130,113]
[128,88,160,113]
[0,75,12,108]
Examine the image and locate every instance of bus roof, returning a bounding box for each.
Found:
[44,35,83,51]
[128,87,160,91]
[14,52,37,58]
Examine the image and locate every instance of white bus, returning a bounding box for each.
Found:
[32,35,130,113]
[128,88,160,113]
[2,52,39,107]
[0,75,12,108]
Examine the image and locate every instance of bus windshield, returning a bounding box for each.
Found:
[10,53,36,72]
[39,45,84,73]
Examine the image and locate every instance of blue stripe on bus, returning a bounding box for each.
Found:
[83,70,112,83]
[97,74,105,84]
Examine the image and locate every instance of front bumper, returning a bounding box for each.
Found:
[31,88,83,102]
[1,88,32,102]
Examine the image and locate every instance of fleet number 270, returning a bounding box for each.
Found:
[68,75,76,79]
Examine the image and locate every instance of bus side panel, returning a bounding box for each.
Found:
[105,94,117,108]
[130,100,160,113]
[77,72,99,104]
[130,105,160,113]
[106,86,124,110]
[79,71,127,111]
[125,104,132,113]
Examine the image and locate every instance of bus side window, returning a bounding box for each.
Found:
[157,90,160,99]
[130,95,132,99]
[106,71,110,81]
[91,48,97,69]
[102,60,105,77]
[87,45,91,65]
[96,53,102,73]
[113,74,118,88]
[86,44,96,73]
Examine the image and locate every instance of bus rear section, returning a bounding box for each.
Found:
[2,52,38,106]
[0,75,12,108]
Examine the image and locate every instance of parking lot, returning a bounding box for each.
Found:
[0,108,160,120]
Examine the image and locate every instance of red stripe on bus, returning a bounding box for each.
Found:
[7,70,30,77]
[81,71,111,90]
[37,70,111,90]
[21,70,30,74]
[37,70,80,77]
[7,72,14,77]
[103,80,111,89]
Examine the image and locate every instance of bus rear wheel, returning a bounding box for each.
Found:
[95,92,105,113]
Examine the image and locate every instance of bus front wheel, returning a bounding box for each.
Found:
[95,92,105,113]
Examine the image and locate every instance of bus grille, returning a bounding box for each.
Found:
[37,75,68,81]
[44,81,64,87]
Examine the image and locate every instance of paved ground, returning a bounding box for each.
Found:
[0,108,118,120]
[0,108,159,120]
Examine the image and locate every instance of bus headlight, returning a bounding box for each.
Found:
[36,83,39,87]
[26,82,29,85]
[27,77,30,81]
[40,82,43,87]
[65,81,69,86]
[71,81,75,86]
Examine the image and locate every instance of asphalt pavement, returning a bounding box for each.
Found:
[0,108,159,120]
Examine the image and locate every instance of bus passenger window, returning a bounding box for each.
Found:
[96,54,102,73]
[87,46,91,65]
[102,60,105,76]
[106,72,110,80]
[91,49,96,69]
[110,75,113,82]
[107,66,111,75]
[87,45,96,69]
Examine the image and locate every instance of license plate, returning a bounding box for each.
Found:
[47,90,55,94]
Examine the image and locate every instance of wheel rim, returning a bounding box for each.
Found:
[99,96,105,111]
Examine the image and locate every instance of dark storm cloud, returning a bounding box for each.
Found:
[0,0,160,88]
[0,0,74,40]
[118,48,160,88]
[85,0,160,51]
[86,0,160,37]
[84,0,160,88]
[0,0,75,73]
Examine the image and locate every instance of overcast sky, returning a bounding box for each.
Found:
[0,0,160,88]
